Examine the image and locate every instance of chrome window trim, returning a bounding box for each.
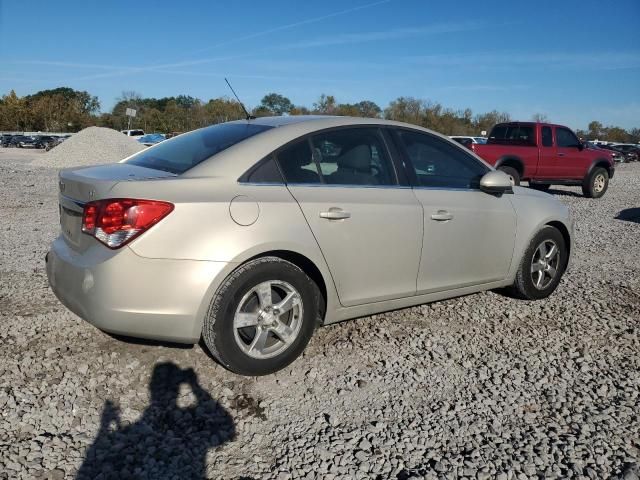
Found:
[237,181,286,186]
[238,181,480,192]
[284,183,412,190]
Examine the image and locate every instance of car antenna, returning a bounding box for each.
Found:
[225,78,255,120]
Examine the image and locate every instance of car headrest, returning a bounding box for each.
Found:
[337,144,371,172]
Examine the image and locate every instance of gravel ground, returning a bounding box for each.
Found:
[1,148,639,480]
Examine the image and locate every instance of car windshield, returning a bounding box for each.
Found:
[125,123,273,174]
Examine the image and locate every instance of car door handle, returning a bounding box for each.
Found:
[430,210,453,221]
[558,153,565,157]
[320,209,351,220]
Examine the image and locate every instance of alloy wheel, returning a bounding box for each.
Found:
[233,280,303,359]
[531,239,561,290]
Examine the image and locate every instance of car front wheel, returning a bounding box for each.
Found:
[202,256,319,376]
[510,226,568,300]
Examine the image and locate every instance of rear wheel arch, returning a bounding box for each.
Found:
[249,250,328,324]
[495,157,524,177]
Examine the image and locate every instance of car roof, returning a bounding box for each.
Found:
[185,115,492,178]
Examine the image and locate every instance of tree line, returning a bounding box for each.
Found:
[1,87,638,143]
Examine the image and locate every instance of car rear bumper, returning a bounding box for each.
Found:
[46,236,228,343]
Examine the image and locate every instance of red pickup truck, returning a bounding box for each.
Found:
[470,122,615,198]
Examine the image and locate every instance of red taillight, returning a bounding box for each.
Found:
[82,198,174,249]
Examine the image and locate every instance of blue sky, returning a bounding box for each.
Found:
[1,0,639,130]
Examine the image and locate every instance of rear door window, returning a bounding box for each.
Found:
[310,128,396,186]
[276,140,321,184]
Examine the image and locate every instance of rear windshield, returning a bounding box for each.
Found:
[488,124,536,146]
[125,123,272,174]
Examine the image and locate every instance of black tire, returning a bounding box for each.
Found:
[582,167,609,198]
[509,226,568,300]
[498,166,521,186]
[529,183,551,192]
[202,256,319,376]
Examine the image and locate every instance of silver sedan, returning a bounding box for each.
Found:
[46,116,573,375]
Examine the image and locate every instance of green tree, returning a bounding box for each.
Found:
[587,121,603,139]
[203,97,245,124]
[0,90,28,130]
[353,100,381,118]
[474,110,511,135]
[313,94,337,115]
[384,97,424,125]
[259,93,293,116]
[289,105,311,116]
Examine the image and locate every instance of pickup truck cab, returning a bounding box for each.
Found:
[471,122,615,198]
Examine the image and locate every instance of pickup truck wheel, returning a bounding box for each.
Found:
[582,167,609,198]
[498,166,520,186]
[510,226,568,300]
[530,183,551,192]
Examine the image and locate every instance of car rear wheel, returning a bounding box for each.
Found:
[509,226,568,300]
[582,167,609,198]
[202,256,319,376]
[498,166,521,186]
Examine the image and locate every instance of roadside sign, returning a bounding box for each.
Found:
[125,108,137,117]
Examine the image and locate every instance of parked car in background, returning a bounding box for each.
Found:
[137,133,166,146]
[33,135,57,149]
[44,135,69,151]
[450,136,488,145]
[470,122,615,198]
[121,129,145,139]
[47,116,574,375]
[5,135,28,148]
[611,144,640,162]
[17,136,41,148]
[597,143,628,163]
[0,134,14,147]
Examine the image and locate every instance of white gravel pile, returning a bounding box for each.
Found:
[0,148,639,480]
[33,126,144,168]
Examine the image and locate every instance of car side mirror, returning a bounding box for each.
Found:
[577,142,584,151]
[480,170,514,194]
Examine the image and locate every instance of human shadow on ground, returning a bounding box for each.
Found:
[615,208,640,224]
[76,362,235,480]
